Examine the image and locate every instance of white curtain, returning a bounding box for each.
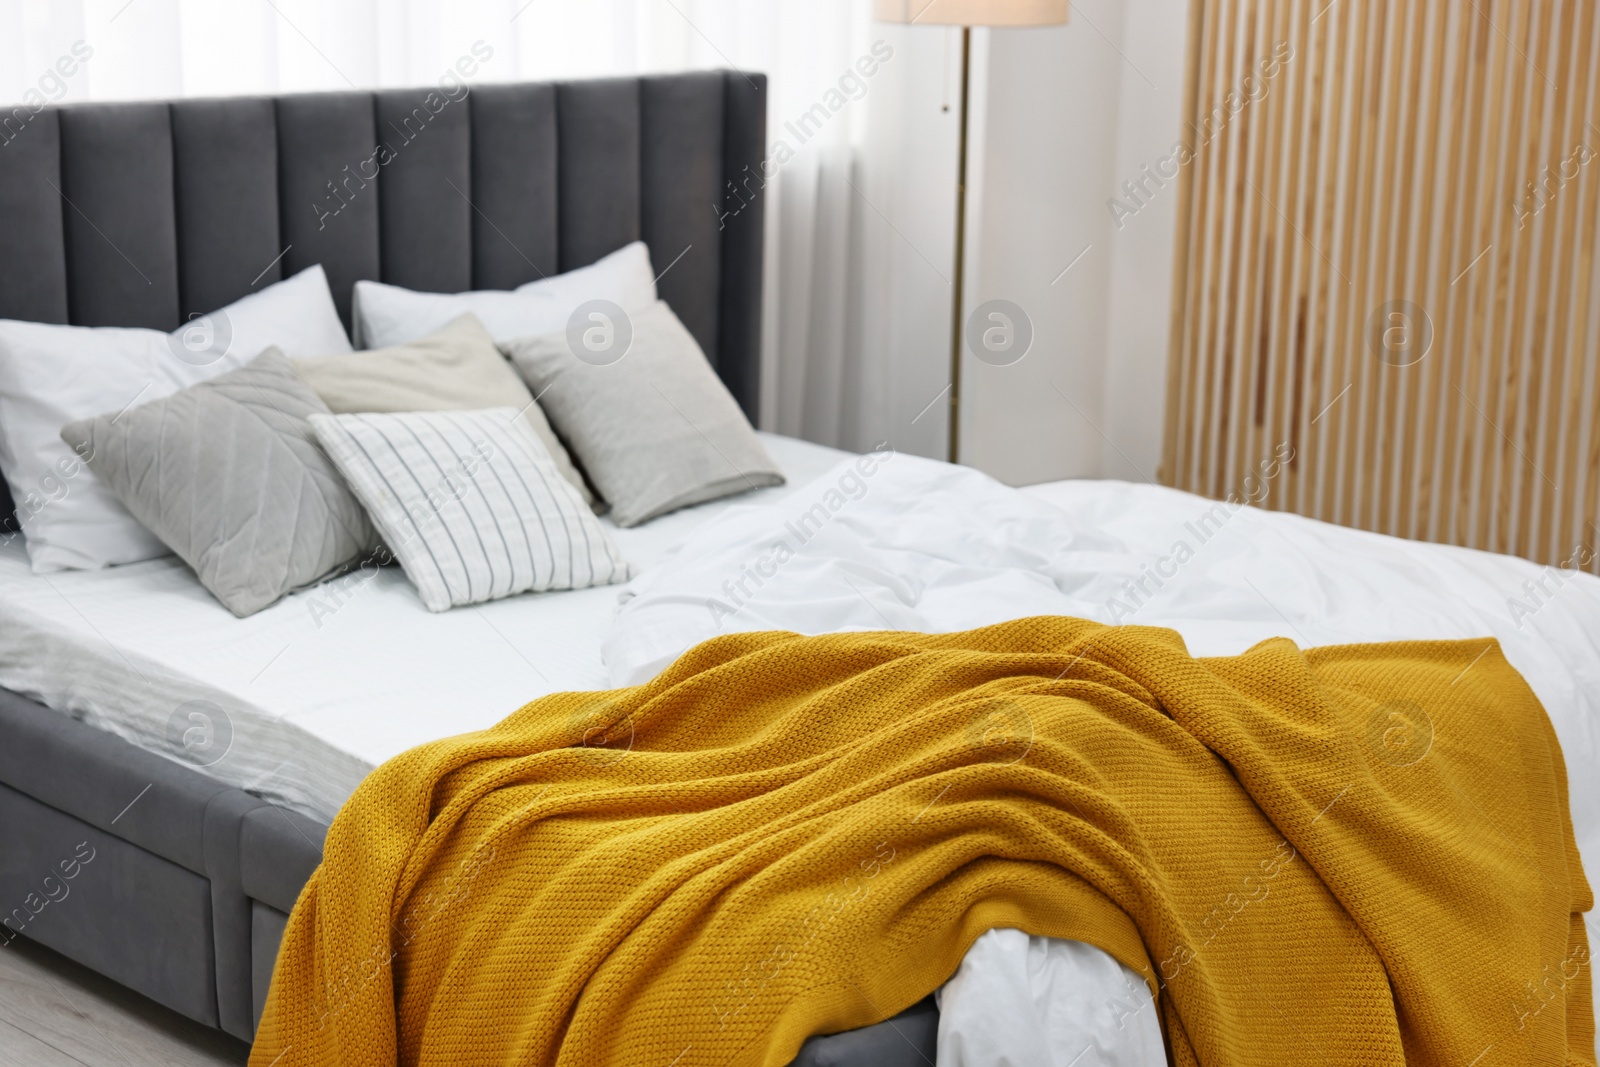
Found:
[0,0,958,455]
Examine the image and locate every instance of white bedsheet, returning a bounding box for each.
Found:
[604,448,1600,1063]
[0,432,853,821]
[937,929,1166,1067]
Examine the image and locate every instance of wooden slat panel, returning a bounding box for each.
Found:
[1232,0,1279,494]
[1162,0,1214,490]
[1410,0,1474,546]
[1370,0,1427,537]
[1555,10,1600,558]
[1517,0,1580,559]
[1483,0,1550,555]
[1198,3,1235,496]
[1432,2,1502,551]
[1164,0,1600,574]
[1292,0,1355,520]
[1253,0,1292,496]
[1346,0,1411,532]
[1322,0,1381,528]
[1171,0,1232,492]
[1211,0,1249,496]
[1164,0,1600,575]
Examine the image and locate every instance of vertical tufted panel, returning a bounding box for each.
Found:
[640,72,724,363]
[556,77,641,272]
[717,72,767,418]
[172,97,284,319]
[375,87,472,294]
[470,82,559,289]
[58,102,180,330]
[2,72,762,414]
[276,92,380,331]
[0,108,68,326]
[0,106,69,526]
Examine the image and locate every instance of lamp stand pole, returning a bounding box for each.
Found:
[947,25,972,464]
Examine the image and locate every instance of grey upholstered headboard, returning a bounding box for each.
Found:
[0,69,766,408]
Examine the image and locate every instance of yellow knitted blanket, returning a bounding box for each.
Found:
[250,618,1594,1066]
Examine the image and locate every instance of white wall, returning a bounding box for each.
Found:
[959,0,1190,485]
[959,17,1122,484]
[1099,0,1191,483]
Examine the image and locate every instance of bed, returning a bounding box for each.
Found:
[0,71,1595,1067]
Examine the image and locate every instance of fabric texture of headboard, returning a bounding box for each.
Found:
[0,70,767,525]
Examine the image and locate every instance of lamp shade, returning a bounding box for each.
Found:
[873,0,1068,25]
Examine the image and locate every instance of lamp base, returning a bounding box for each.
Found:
[947,24,971,465]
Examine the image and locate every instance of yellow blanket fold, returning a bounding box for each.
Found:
[250,618,1594,1067]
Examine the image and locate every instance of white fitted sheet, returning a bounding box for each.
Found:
[0,432,853,821]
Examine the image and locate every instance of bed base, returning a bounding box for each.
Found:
[0,686,263,1039]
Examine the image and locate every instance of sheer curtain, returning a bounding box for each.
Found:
[0,0,956,454]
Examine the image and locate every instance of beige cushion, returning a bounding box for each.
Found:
[502,301,783,527]
[292,313,595,507]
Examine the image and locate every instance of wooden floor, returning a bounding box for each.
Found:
[0,936,248,1066]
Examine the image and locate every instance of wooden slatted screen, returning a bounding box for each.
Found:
[1163,0,1600,574]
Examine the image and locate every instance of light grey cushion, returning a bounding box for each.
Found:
[308,408,634,612]
[501,300,783,527]
[60,349,377,617]
[290,312,596,508]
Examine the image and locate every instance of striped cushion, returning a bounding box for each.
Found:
[309,408,633,612]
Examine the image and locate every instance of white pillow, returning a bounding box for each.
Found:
[0,265,352,572]
[353,241,658,348]
[308,408,635,612]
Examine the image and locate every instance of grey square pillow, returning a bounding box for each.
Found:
[501,301,784,526]
[290,313,596,508]
[60,348,378,617]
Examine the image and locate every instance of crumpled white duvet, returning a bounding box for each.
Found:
[604,449,1600,1065]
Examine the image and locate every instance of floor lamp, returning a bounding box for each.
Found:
[874,0,1069,463]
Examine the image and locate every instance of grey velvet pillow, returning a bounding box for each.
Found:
[60,348,378,617]
[501,301,784,527]
[290,313,596,508]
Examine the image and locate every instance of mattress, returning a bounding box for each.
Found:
[0,432,853,821]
